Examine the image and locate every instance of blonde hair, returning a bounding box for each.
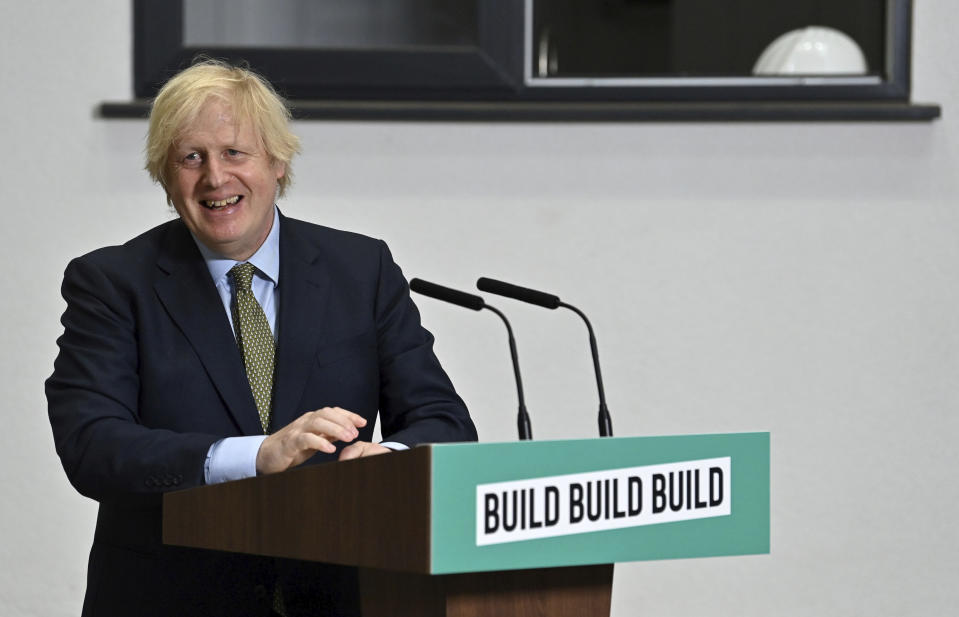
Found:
[145,59,301,198]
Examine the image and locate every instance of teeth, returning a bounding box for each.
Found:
[204,195,240,208]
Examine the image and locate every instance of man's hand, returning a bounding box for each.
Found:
[256,407,367,475]
[338,441,391,461]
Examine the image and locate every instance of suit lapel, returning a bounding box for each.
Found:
[153,222,263,436]
[272,216,331,429]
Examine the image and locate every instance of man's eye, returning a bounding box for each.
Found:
[226,149,240,157]
[183,152,201,163]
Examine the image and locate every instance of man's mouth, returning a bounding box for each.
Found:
[201,195,242,209]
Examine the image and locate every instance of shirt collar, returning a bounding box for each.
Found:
[193,206,281,287]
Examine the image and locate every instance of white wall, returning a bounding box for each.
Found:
[2,1,957,615]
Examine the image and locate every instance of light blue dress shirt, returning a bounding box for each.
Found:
[198,208,280,485]
[197,208,403,485]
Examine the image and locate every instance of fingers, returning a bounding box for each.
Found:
[339,441,391,461]
[292,430,337,455]
[256,407,369,475]
[302,407,365,443]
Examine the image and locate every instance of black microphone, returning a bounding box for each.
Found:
[409,278,533,440]
[476,277,614,438]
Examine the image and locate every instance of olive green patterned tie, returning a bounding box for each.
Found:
[229,262,274,434]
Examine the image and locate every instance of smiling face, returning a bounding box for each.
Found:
[166,98,285,261]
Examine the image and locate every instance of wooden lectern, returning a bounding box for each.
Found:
[164,434,769,617]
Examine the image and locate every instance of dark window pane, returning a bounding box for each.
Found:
[184,0,478,49]
[532,0,886,77]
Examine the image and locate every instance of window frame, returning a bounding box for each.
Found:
[134,0,914,103]
[112,0,943,121]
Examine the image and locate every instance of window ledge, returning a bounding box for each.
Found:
[99,100,941,122]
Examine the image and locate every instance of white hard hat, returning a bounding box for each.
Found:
[753,26,867,75]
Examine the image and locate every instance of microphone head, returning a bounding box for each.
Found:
[410,278,486,311]
[476,277,560,309]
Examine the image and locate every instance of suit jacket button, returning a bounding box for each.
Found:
[253,584,267,600]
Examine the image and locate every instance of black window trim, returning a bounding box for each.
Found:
[110,0,939,121]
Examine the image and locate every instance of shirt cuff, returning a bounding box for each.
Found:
[204,436,268,485]
[379,441,408,451]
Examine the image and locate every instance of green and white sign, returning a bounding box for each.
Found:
[427,432,769,574]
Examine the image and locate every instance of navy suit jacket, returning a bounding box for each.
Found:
[46,214,475,616]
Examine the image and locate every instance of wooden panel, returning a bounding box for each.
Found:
[446,565,613,617]
[163,446,433,573]
[359,565,613,617]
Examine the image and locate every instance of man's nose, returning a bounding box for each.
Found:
[204,157,227,187]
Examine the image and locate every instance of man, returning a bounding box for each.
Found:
[46,60,476,616]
